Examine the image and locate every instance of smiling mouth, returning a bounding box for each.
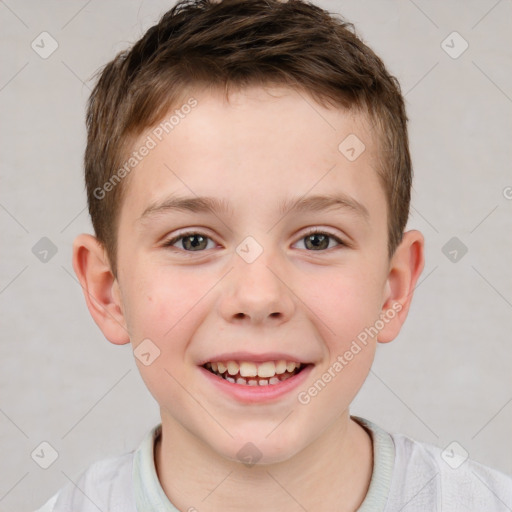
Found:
[202,360,308,386]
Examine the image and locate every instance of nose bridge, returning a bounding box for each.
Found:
[220,240,295,324]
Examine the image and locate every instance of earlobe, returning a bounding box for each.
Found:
[72,234,130,345]
[377,230,425,343]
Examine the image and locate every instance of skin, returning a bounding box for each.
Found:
[73,85,424,511]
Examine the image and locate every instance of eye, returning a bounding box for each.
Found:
[163,228,346,253]
[163,231,216,252]
[294,228,345,251]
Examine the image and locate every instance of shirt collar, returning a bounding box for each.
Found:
[133,415,395,511]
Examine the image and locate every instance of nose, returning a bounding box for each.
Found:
[218,250,295,325]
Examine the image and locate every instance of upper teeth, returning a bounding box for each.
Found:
[208,360,300,378]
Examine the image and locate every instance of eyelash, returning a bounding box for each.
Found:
[162,228,346,252]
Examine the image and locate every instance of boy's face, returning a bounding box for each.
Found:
[80,86,422,463]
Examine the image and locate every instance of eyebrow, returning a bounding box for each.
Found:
[140,195,234,220]
[278,194,369,220]
[139,193,369,222]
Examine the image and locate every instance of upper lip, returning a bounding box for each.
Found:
[197,351,312,366]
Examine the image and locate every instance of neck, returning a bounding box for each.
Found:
[155,411,373,512]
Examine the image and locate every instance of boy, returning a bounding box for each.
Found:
[37,0,512,510]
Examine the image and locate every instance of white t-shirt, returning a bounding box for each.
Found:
[35,416,512,511]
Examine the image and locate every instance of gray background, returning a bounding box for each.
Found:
[1,1,511,510]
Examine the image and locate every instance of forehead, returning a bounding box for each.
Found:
[119,85,385,226]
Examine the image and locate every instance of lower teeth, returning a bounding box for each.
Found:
[209,368,300,386]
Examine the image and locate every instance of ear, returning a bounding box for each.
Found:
[72,233,130,345]
[377,229,425,343]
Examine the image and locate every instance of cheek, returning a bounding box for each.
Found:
[297,274,379,416]
[126,269,207,405]
[123,264,205,340]
[300,264,384,344]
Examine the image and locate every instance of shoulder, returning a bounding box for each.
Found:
[387,431,512,511]
[35,452,136,512]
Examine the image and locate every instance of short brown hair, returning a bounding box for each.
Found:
[85,0,411,277]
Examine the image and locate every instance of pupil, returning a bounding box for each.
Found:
[307,234,328,250]
[185,235,206,250]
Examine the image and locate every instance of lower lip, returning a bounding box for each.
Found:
[199,364,314,403]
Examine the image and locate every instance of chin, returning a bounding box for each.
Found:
[212,429,309,467]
